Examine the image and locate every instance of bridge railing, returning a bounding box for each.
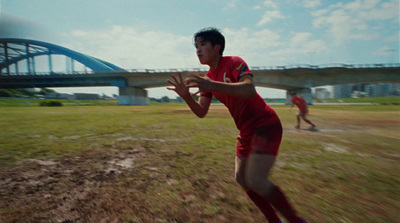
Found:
[251,63,400,70]
[1,63,399,76]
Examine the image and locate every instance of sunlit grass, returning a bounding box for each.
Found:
[0,103,399,222]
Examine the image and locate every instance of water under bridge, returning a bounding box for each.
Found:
[1,38,400,105]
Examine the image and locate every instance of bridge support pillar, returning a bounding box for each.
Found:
[118,87,149,105]
[286,88,313,105]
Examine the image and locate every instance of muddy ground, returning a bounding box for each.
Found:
[0,146,154,223]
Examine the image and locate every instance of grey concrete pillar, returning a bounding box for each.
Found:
[286,88,313,105]
[118,87,149,105]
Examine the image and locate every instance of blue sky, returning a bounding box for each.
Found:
[1,0,399,98]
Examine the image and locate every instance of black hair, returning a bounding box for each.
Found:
[194,27,225,55]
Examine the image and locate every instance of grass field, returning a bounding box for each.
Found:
[0,99,399,223]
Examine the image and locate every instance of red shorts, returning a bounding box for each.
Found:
[236,121,282,157]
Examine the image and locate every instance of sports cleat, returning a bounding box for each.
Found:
[295,125,300,129]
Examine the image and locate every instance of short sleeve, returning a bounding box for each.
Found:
[200,91,213,98]
[232,57,252,82]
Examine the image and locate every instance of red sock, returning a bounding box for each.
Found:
[246,190,281,223]
[267,185,303,223]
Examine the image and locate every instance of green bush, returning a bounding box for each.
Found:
[39,101,63,107]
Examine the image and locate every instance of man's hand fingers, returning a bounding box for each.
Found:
[186,77,201,86]
[171,75,180,84]
[167,79,177,87]
[166,87,175,91]
[178,72,184,83]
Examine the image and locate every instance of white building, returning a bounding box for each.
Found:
[315,88,330,99]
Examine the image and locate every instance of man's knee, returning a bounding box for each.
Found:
[246,175,274,197]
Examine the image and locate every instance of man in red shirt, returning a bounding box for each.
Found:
[168,27,307,223]
[290,92,316,130]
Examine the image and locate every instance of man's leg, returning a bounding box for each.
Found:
[300,114,315,127]
[296,114,301,128]
[246,153,304,223]
[235,156,281,223]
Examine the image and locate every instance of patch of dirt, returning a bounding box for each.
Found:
[0,147,147,223]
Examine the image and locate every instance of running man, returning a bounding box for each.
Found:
[289,92,316,130]
[167,27,307,223]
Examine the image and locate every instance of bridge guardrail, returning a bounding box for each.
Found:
[1,63,399,76]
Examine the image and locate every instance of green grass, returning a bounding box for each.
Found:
[2,96,399,107]
[0,102,399,222]
[0,98,119,107]
[319,96,400,104]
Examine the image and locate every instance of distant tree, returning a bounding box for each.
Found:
[39,88,55,95]
[0,89,13,97]
[0,89,37,97]
[19,89,36,97]
[161,96,170,103]
[149,97,161,102]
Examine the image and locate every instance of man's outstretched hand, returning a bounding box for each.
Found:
[167,73,193,98]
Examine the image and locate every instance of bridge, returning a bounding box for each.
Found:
[1,38,400,105]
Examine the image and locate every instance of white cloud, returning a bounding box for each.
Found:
[257,10,285,26]
[222,28,328,66]
[222,28,282,64]
[286,32,328,56]
[359,0,399,20]
[263,0,279,8]
[0,13,52,40]
[256,0,284,26]
[304,0,321,8]
[223,0,239,10]
[311,0,398,44]
[290,32,313,46]
[294,33,327,52]
[64,26,198,70]
[71,30,88,37]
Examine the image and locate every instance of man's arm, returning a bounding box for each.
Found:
[167,73,211,118]
[186,96,211,118]
[187,74,257,98]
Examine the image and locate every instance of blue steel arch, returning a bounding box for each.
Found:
[0,38,125,73]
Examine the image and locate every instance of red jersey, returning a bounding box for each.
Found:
[291,96,308,113]
[201,56,279,134]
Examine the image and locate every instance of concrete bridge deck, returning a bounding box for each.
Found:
[2,63,400,105]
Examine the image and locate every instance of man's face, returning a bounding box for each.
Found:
[194,37,220,65]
